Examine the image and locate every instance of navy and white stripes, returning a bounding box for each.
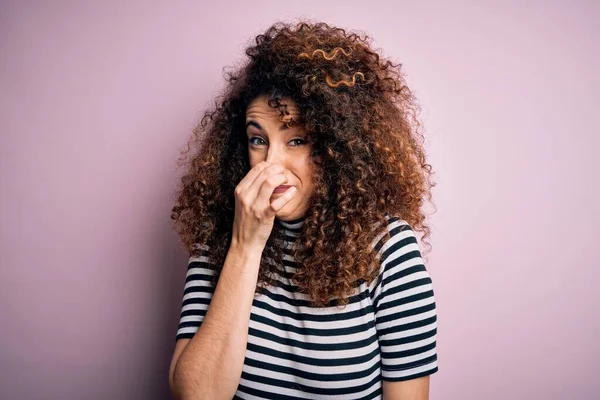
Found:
[175,216,438,399]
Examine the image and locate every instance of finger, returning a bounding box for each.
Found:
[266,186,297,216]
[254,173,289,208]
[236,161,274,193]
[244,163,285,201]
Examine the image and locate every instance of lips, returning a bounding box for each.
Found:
[273,185,292,193]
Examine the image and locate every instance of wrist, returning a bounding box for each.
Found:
[229,240,263,260]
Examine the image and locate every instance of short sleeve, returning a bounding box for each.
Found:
[175,243,216,341]
[369,217,439,381]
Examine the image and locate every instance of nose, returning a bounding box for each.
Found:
[265,142,286,165]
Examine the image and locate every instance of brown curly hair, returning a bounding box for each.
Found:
[171,20,435,308]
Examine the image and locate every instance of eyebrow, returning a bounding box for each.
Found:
[245,120,290,133]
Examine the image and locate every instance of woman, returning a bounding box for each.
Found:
[169,21,438,399]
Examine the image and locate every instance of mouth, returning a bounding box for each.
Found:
[273,185,293,194]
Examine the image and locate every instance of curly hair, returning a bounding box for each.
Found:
[171,20,435,308]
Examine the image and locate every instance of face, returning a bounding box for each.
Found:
[245,95,315,221]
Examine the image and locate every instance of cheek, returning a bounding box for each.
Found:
[248,152,262,167]
[298,165,315,189]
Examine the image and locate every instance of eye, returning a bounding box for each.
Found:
[248,137,307,147]
[248,137,266,146]
[289,138,306,147]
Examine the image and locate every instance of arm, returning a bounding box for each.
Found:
[168,242,262,400]
[372,218,438,400]
[383,375,430,400]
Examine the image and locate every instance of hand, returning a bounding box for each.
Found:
[231,161,297,251]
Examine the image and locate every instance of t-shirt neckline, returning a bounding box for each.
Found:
[275,215,306,230]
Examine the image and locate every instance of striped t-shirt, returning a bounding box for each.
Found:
[176,215,439,399]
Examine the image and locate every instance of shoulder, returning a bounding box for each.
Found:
[187,242,216,276]
[368,215,428,296]
[370,214,417,257]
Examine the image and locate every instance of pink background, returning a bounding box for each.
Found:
[1,1,598,399]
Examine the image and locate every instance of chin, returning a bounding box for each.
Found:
[274,202,296,219]
[275,207,292,219]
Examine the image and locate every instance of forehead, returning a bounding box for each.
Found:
[245,96,301,120]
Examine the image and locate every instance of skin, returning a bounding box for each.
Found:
[245,95,315,221]
[383,376,430,399]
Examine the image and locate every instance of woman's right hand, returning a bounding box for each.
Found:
[231,161,298,251]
